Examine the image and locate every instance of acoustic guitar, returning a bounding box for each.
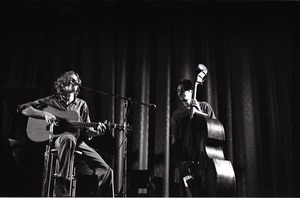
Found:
[26,106,127,142]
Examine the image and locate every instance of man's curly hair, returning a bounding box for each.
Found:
[54,71,82,97]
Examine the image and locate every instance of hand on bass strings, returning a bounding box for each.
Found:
[191,99,208,117]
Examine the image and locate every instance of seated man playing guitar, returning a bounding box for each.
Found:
[17,71,114,197]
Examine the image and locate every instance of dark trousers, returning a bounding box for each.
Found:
[178,161,206,197]
[54,134,114,196]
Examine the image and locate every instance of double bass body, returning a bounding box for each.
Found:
[181,112,236,196]
[179,64,236,196]
[199,115,236,196]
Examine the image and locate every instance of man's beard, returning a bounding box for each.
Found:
[62,85,77,93]
[60,88,76,99]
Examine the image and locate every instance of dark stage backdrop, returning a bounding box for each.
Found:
[0,1,299,197]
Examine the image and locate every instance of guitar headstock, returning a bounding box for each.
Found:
[116,123,132,132]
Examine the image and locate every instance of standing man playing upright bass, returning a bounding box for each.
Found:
[18,71,114,197]
[170,77,216,196]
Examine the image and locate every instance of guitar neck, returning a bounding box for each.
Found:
[69,122,98,129]
[69,122,123,130]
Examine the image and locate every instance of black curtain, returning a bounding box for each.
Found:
[0,1,299,197]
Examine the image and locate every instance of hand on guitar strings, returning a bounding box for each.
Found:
[43,111,57,125]
[86,121,107,139]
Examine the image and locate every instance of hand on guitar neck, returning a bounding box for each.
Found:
[86,121,107,139]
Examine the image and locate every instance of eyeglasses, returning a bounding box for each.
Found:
[64,78,81,86]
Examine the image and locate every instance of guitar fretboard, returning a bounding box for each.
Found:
[68,122,121,130]
[69,122,99,128]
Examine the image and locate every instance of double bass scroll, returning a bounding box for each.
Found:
[190,64,208,119]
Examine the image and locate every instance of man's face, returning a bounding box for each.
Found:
[63,74,80,94]
[177,84,192,103]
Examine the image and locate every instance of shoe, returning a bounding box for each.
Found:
[54,177,69,197]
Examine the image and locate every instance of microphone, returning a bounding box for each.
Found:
[196,64,208,84]
[149,104,156,109]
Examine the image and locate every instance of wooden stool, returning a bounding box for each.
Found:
[41,145,82,197]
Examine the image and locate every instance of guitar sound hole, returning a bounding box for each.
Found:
[54,119,78,134]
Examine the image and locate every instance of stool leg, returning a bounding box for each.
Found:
[112,168,115,197]
[52,155,59,197]
[41,147,50,197]
[71,167,77,197]
[48,152,57,196]
[68,154,76,197]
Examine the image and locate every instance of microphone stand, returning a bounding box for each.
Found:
[80,86,156,197]
[122,99,128,197]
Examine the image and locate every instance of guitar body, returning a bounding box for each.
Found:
[26,106,80,142]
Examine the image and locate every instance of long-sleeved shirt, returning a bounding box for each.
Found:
[170,101,216,163]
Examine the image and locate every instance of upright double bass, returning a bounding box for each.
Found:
[180,64,236,197]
